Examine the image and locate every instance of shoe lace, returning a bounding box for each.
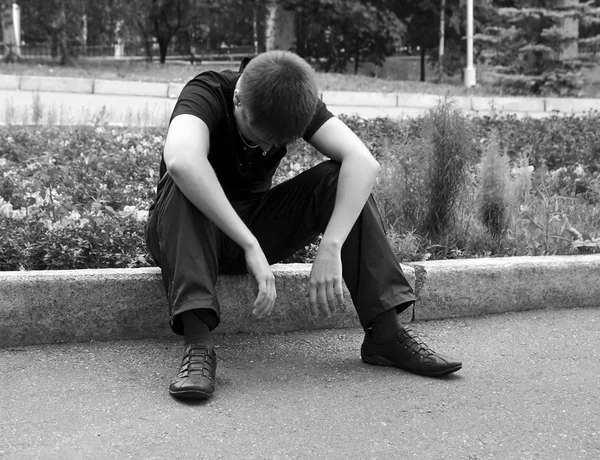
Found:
[398,327,436,358]
[177,344,214,378]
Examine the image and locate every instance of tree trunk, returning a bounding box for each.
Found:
[420,46,426,82]
[439,0,445,78]
[51,35,59,58]
[1,3,18,62]
[265,0,296,51]
[555,0,579,59]
[158,38,169,64]
[136,19,153,62]
[253,1,259,55]
[50,1,73,65]
[295,13,306,57]
[144,39,153,62]
[59,27,70,65]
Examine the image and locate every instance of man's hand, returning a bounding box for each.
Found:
[245,243,276,319]
[307,241,344,317]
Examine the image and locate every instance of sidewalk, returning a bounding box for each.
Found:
[1,74,600,127]
[1,307,598,459]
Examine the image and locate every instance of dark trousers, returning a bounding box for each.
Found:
[145,161,415,335]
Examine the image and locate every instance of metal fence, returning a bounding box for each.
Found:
[4,42,595,63]
[0,42,255,61]
[1,43,115,59]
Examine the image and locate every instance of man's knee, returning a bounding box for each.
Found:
[303,161,341,193]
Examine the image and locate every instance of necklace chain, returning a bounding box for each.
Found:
[235,117,259,149]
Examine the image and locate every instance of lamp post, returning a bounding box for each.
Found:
[464,0,476,88]
[13,3,21,58]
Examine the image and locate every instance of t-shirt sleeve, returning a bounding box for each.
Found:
[169,77,225,133]
[302,99,335,142]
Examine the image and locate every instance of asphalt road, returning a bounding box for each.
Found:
[0,89,551,127]
[1,307,599,459]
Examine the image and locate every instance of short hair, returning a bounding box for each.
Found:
[239,51,319,146]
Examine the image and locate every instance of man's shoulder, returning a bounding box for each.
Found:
[185,69,239,93]
[170,69,238,127]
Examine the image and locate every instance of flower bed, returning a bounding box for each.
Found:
[1,111,599,270]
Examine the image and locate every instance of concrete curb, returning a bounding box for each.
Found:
[93,79,169,98]
[411,255,600,320]
[1,255,599,347]
[2,74,600,113]
[0,264,414,347]
[19,75,95,94]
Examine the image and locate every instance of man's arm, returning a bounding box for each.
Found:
[164,114,276,318]
[306,116,381,316]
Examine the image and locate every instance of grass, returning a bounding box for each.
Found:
[3,58,600,98]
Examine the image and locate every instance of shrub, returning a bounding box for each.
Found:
[474,112,600,173]
[0,126,160,270]
[1,111,600,270]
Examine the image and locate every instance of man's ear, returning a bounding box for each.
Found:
[234,91,241,107]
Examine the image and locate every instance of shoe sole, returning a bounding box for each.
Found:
[169,388,214,400]
[362,353,462,377]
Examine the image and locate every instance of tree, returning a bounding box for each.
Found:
[17,0,85,64]
[1,1,18,62]
[118,0,198,63]
[265,0,296,52]
[169,0,261,60]
[390,0,496,82]
[399,1,439,81]
[84,0,125,50]
[152,0,186,63]
[285,0,404,73]
[579,0,600,56]
[476,0,600,95]
[202,0,261,52]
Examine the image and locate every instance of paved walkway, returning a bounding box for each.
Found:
[0,88,556,126]
[3,73,600,126]
[1,308,598,459]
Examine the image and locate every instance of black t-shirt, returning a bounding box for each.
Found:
[157,58,334,204]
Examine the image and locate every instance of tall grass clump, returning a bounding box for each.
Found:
[31,92,43,125]
[421,99,475,238]
[478,129,511,240]
[3,98,16,125]
[508,150,534,206]
[374,134,432,261]
[374,134,428,231]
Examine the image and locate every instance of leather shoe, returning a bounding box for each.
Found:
[169,343,216,400]
[361,327,462,376]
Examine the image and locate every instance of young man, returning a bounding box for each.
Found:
[145,50,462,401]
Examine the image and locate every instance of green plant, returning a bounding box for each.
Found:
[3,97,16,125]
[478,129,510,240]
[1,114,600,270]
[373,134,428,233]
[386,229,431,262]
[31,92,43,125]
[507,150,534,207]
[421,99,475,238]
[476,2,600,96]
[518,164,576,255]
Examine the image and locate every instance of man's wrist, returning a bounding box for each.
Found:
[319,235,343,252]
[241,236,261,253]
